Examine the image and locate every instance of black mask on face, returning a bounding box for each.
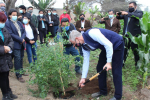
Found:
[129,7,135,12]
[80,17,84,21]
[18,18,22,21]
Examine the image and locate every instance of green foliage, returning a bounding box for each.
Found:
[73,2,87,21]
[128,11,150,87]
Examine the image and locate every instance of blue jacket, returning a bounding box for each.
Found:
[82,28,123,51]
[5,19,26,50]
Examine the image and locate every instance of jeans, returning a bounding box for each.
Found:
[13,47,24,78]
[79,46,83,56]
[53,26,59,37]
[26,42,37,64]
[64,45,81,72]
[97,41,124,99]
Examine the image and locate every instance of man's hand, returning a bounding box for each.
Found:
[79,78,85,88]
[101,17,105,21]
[22,39,25,43]
[83,28,85,31]
[43,19,46,21]
[79,28,83,31]
[30,40,35,44]
[40,18,43,21]
[120,11,128,15]
[49,24,52,26]
[4,46,10,53]
[103,62,112,71]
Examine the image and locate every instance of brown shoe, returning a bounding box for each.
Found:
[22,73,28,76]
[18,77,25,83]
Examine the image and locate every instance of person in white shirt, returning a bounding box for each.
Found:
[23,15,38,64]
[69,28,124,100]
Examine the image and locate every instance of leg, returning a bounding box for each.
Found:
[97,50,107,95]
[26,43,33,64]
[20,47,24,70]
[112,42,124,99]
[70,46,81,72]
[0,72,8,96]
[131,42,139,67]
[31,43,37,62]
[39,31,44,44]
[13,49,22,78]
[79,46,83,56]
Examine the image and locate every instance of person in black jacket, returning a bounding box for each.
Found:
[52,9,59,37]
[116,1,143,68]
[23,14,38,64]
[37,10,49,44]
[0,12,18,100]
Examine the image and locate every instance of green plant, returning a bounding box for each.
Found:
[128,11,150,88]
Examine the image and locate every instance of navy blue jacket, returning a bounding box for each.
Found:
[82,28,123,51]
[5,19,26,50]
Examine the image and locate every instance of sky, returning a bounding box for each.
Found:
[14,0,150,11]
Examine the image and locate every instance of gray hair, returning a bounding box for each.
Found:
[0,2,6,6]
[69,30,82,41]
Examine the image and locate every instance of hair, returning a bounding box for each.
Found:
[0,2,6,6]
[0,12,7,23]
[129,1,137,7]
[108,9,114,13]
[28,6,33,9]
[79,14,85,18]
[69,30,82,41]
[61,18,69,24]
[18,13,22,17]
[19,5,26,11]
[39,10,43,13]
[8,9,18,19]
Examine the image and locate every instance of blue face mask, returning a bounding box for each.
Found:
[40,14,43,17]
[12,16,17,21]
[19,10,23,13]
[0,7,6,12]
[0,23,5,29]
[48,13,51,15]
[53,13,56,15]
[109,15,113,19]
[62,26,70,31]
[23,19,28,25]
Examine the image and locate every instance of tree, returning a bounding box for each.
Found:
[28,0,56,11]
[3,0,17,12]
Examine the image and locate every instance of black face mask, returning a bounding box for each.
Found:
[18,18,22,21]
[80,17,84,21]
[129,7,135,12]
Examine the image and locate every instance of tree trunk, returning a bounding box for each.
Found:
[4,0,17,12]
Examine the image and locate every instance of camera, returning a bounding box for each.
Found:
[81,27,83,29]
[117,12,122,15]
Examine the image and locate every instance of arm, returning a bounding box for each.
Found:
[127,11,143,18]
[75,21,80,32]
[0,45,5,55]
[89,29,113,63]
[35,15,38,28]
[7,31,14,50]
[117,20,121,33]
[71,23,76,30]
[19,22,26,39]
[84,21,92,31]
[82,49,90,78]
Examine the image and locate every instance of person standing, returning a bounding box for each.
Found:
[0,12,18,100]
[27,6,38,29]
[100,10,121,33]
[69,28,124,100]
[37,10,49,44]
[75,14,91,56]
[0,2,7,17]
[5,9,26,83]
[57,18,82,75]
[59,9,71,23]
[23,15,38,64]
[52,9,59,37]
[116,1,143,68]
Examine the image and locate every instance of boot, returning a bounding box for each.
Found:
[2,94,13,100]
[8,91,18,99]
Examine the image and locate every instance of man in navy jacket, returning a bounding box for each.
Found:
[69,28,124,100]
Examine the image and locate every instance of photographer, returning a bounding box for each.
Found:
[100,10,121,33]
[116,1,143,68]
[37,10,49,44]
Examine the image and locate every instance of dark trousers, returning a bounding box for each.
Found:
[48,26,54,37]
[79,46,83,56]
[0,71,11,96]
[13,48,24,78]
[39,29,47,44]
[124,37,139,66]
[64,46,81,72]
[97,42,124,99]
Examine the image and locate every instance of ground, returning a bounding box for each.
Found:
[0,49,150,100]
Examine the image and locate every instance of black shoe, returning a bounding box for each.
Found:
[91,92,107,98]
[8,91,18,99]
[2,94,13,100]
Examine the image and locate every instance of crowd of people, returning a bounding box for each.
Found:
[0,1,143,100]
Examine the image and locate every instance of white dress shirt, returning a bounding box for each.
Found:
[82,29,113,78]
[25,24,34,40]
[81,21,85,34]
[110,17,114,27]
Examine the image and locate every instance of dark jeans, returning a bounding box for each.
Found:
[13,48,24,78]
[39,29,47,44]
[0,71,11,96]
[123,36,139,66]
[53,26,59,36]
[64,45,81,72]
[79,46,83,56]
[97,41,124,99]
[48,26,54,37]
[26,42,37,64]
